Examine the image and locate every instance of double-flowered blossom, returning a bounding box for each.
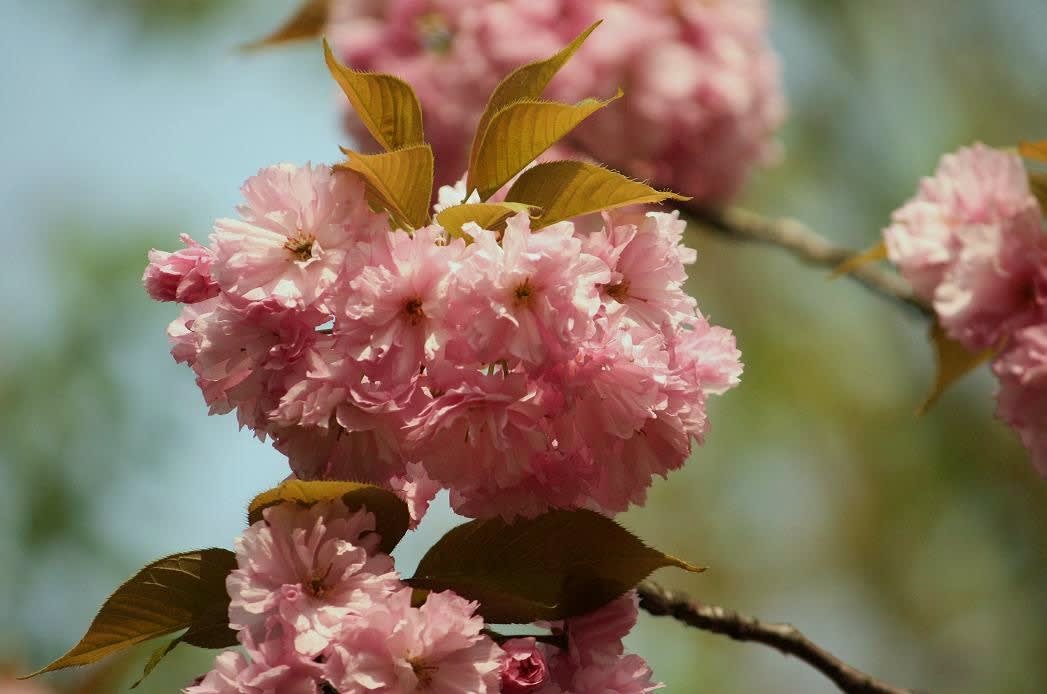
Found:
[186,499,658,693]
[327,0,784,201]
[496,593,661,693]
[884,143,1047,472]
[146,162,742,520]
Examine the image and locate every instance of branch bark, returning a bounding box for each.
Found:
[676,202,933,318]
[637,581,917,694]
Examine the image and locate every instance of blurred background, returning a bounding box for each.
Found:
[1,1,1045,692]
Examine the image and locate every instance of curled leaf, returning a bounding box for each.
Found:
[407,509,703,624]
[505,161,688,228]
[435,202,536,240]
[244,0,329,51]
[247,480,410,554]
[469,21,602,175]
[831,240,887,278]
[25,549,237,678]
[324,39,424,152]
[336,145,434,230]
[468,93,622,201]
[918,320,995,415]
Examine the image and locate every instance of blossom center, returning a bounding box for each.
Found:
[409,656,438,687]
[513,279,536,306]
[403,297,426,325]
[606,279,631,302]
[284,233,316,261]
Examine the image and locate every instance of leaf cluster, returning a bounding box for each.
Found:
[253,8,686,235]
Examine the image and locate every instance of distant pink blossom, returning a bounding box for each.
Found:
[227,501,398,657]
[884,143,1047,469]
[143,233,220,303]
[328,0,784,201]
[212,163,385,309]
[994,325,1047,474]
[324,589,502,693]
[885,144,1041,305]
[934,218,1047,351]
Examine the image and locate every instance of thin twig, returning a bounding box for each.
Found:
[676,202,933,318]
[637,581,917,694]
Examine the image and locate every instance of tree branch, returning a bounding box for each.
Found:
[637,581,917,694]
[676,202,933,318]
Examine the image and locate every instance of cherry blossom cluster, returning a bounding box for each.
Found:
[327,0,784,202]
[184,500,660,693]
[884,143,1047,472]
[144,162,742,521]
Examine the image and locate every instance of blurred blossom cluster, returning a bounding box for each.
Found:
[186,500,658,693]
[885,143,1047,471]
[327,0,785,202]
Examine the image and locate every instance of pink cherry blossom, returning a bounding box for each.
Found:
[500,638,550,693]
[324,588,502,693]
[211,163,386,309]
[562,592,639,666]
[884,143,1047,471]
[885,143,1041,301]
[227,500,399,657]
[559,654,663,694]
[534,593,662,693]
[169,296,324,430]
[582,212,697,328]
[143,233,220,304]
[444,214,610,368]
[934,216,1047,351]
[271,358,424,484]
[339,226,465,383]
[405,367,557,518]
[388,461,443,529]
[993,325,1047,474]
[183,646,320,694]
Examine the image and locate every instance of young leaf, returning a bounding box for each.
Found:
[247,479,410,554]
[130,637,182,689]
[469,21,602,175]
[918,320,995,415]
[407,509,703,624]
[831,240,887,278]
[435,202,536,240]
[26,549,237,677]
[504,161,688,228]
[336,145,434,230]
[243,0,329,51]
[467,93,622,201]
[1019,140,1047,163]
[323,39,424,152]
